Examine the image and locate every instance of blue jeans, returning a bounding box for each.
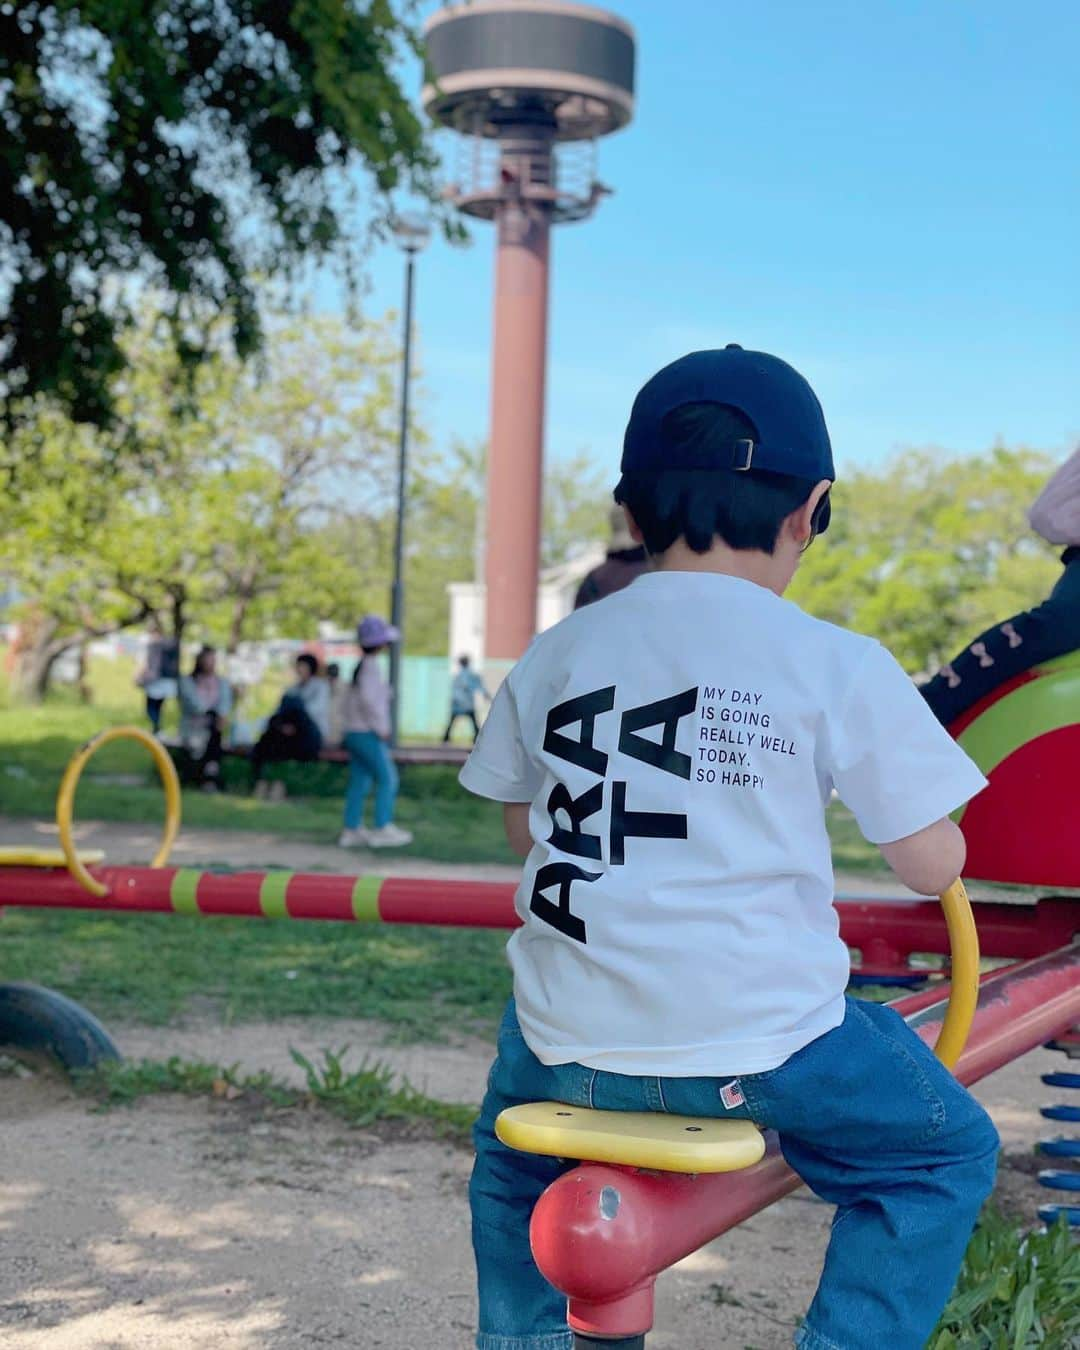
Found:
[471,997,998,1350]
[343,731,398,830]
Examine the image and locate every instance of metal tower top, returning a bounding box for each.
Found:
[422,1,636,143]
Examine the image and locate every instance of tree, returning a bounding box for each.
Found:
[1,309,404,696]
[0,0,441,431]
[788,446,1062,673]
[542,450,611,569]
[381,443,612,655]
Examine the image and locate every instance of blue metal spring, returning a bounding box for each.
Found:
[1037,1066,1080,1228]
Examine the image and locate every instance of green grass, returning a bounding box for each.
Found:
[0,905,513,1036]
[0,701,516,864]
[929,1208,1080,1348]
[76,1047,475,1142]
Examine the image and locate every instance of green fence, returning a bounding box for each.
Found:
[400,656,454,741]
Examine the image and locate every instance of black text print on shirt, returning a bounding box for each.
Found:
[529,685,698,944]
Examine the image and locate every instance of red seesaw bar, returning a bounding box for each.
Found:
[0,868,1076,962]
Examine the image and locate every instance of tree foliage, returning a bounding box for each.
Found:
[0,0,439,428]
[788,446,1062,672]
[1,308,403,695]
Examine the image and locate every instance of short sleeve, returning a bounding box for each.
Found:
[827,643,988,844]
[459,678,544,803]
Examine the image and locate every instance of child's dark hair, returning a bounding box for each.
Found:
[614,403,823,556]
[296,652,319,676]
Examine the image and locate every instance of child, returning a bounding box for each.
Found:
[444,655,492,743]
[338,615,413,849]
[459,346,998,1350]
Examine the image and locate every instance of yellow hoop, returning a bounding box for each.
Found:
[56,726,182,898]
[934,878,980,1068]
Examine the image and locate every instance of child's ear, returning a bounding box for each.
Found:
[788,480,832,547]
[621,504,645,545]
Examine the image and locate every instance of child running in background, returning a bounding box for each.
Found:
[443,654,491,743]
[338,616,413,850]
[460,346,998,1350]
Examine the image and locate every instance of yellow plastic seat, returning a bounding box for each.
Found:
[495,1102,765,1174]
[0,846,105,868]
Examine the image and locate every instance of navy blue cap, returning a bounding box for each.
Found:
[621,346,834,484]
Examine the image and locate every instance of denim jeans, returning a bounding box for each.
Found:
[471,997,998,1350]
[343,730,398,829]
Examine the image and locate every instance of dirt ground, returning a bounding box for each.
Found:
[0,1014,1063,1350]
[0,818,1065,1347]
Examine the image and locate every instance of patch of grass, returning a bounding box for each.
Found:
[0,906,513,1035]
[0,703,516,864]
[929,1208,1080,1348]
[291,1046,475,1137]
[76,1049,476,1142]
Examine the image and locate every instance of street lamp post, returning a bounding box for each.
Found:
[389,214,431,747]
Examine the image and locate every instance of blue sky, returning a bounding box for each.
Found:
[346,0,1078,480]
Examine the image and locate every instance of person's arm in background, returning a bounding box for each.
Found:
[1029,446,1080,546]
[215,679,234,725]
[358,662,393,740]
[177,675,199,716]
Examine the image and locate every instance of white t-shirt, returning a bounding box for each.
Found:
[460,571,988,1077]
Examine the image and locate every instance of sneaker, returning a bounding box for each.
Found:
[338,828,368,848]
[366,824,413,849]
[269,780,287,802]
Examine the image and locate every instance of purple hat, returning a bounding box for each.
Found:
[357,615,400,647]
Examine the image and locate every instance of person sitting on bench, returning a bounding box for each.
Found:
[921,445,1080,727]
[251,652,329,800]
[178,646,233,791]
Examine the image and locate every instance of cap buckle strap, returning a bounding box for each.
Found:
[732,439,755,472]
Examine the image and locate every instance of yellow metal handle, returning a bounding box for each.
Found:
[56,726,182,898]
[934,878,980,1069]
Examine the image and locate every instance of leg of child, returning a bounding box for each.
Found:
[343,731,373,830]
[471,1002,588,1350]
[370,739,400,829]
[739,997,999,1350]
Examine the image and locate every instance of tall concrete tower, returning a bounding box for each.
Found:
[423,1,636,662]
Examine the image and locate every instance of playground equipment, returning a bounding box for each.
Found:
[423,0,635,660]
[0,725,180,1067]
[0,652,1078,1334]
[947,652,1080,1228]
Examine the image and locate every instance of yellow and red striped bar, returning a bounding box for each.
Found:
[0,868,1076,967]
[0,866,522,928]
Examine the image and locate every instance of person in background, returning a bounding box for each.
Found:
[922,444,1080,727]
[136,617,180,735]
[178,646,232,791]
[338,616,412,849]
[573,501,650,609]
[443,654,491,743]
[325,661,347,749]
[251,652,329,800]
